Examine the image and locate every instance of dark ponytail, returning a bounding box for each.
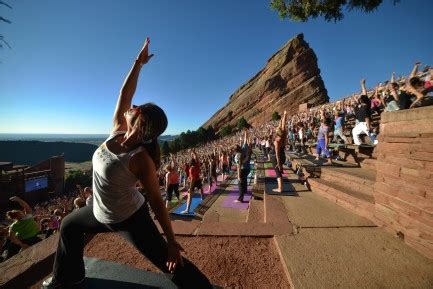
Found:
[142,138,161,169]
[137,103,167,170]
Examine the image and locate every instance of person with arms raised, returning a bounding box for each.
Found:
[271,111,288,193]
[6,196,42,253]
[42,38,211,289]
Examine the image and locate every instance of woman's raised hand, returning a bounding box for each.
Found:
[137,37,154,65]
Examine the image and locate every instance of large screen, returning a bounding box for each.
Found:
[25,177,48,192]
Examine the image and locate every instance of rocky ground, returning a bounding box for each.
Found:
[30,233,289,289]
[83,233,290,289]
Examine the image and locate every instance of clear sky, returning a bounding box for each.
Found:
[1,0,432,135]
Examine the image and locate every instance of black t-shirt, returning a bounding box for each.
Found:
[384,94,399,105]
[398,92,414,110]
[355,104,371,122]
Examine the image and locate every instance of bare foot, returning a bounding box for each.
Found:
[234,200,242,203]
[272,188,282,193]
[180,210,190,214]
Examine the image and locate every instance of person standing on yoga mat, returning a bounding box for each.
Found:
[272,111,288,193]
[220,150,229,181]
[315,109,333,165]
[181,157,204,214]
[165,165,180,208]
[207,153,218,193]
[42,38,212,289]
[235,130,251,203]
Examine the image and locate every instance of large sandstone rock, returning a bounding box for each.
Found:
[203,33,328,130]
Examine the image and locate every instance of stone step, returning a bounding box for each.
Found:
[274,227,433,289]
[320,167,376,197]
[264,193,290,224]
[360,158,377,171]
[309,178,375,221]
[246,199,264,223]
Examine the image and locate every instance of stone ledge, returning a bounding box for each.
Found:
[197,222,293,236]
[0,234,58,288]
[381,105,433,123]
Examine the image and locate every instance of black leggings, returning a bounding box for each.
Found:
[53,205,212,288]
[238,168,250,202]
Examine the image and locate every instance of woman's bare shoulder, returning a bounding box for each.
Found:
[129,148,154,176]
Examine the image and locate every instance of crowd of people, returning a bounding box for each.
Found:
[0,185,93,262]
[1,46,431,288]
[158,128,255,213]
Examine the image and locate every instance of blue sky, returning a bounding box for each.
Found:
[0,0,432,135]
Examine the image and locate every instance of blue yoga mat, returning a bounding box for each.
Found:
[171,196,202,217]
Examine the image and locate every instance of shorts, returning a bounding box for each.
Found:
[166,183,179,201]
[189,179,202,192]
[271,154,285,178]
[208,172,217,184]
[222,164,229,174]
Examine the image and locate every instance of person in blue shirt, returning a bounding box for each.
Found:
[315,114,333,165]
[332,109,348,144]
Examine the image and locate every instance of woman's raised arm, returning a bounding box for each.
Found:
[112,37,154,132]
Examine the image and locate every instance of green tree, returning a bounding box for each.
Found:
[272,111,281,121]
[64,169,92,193]
[206,125,216,141]
[197,127,207,142]
[220,125,232,137]
[270,0,399,22]
[1,1,12,50]
[161,141,170,156]
[169,138,181,153]
[237,117,248,130]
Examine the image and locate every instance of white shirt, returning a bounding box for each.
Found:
[92,131,145,224]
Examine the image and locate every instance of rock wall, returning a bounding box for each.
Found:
[202,34,328,130]
[374,106,433,259]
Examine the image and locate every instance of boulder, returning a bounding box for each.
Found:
[203,33,328,130]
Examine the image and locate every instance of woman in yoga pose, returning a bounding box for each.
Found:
[42,38,211,289]
[272,111,288,193]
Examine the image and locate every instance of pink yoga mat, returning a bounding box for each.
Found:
[265,169,289,178]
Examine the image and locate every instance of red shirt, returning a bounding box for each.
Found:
[189,165,200,180]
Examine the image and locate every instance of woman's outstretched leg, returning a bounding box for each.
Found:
[112,205,212,289]
[45,206,109,287]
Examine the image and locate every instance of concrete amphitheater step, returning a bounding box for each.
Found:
[360,157,377,170]
[274,227,433,289]
[320,167,376,197]
[247,199,264,223]
[308,178,375,221]
[263,190,292,224]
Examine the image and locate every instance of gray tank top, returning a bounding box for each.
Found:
[92,131,145,224]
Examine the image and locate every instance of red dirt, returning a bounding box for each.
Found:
[84,233,290,289]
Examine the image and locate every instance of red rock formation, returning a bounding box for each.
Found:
[203,33,328,130]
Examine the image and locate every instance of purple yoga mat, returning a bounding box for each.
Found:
[221,188,252,209]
